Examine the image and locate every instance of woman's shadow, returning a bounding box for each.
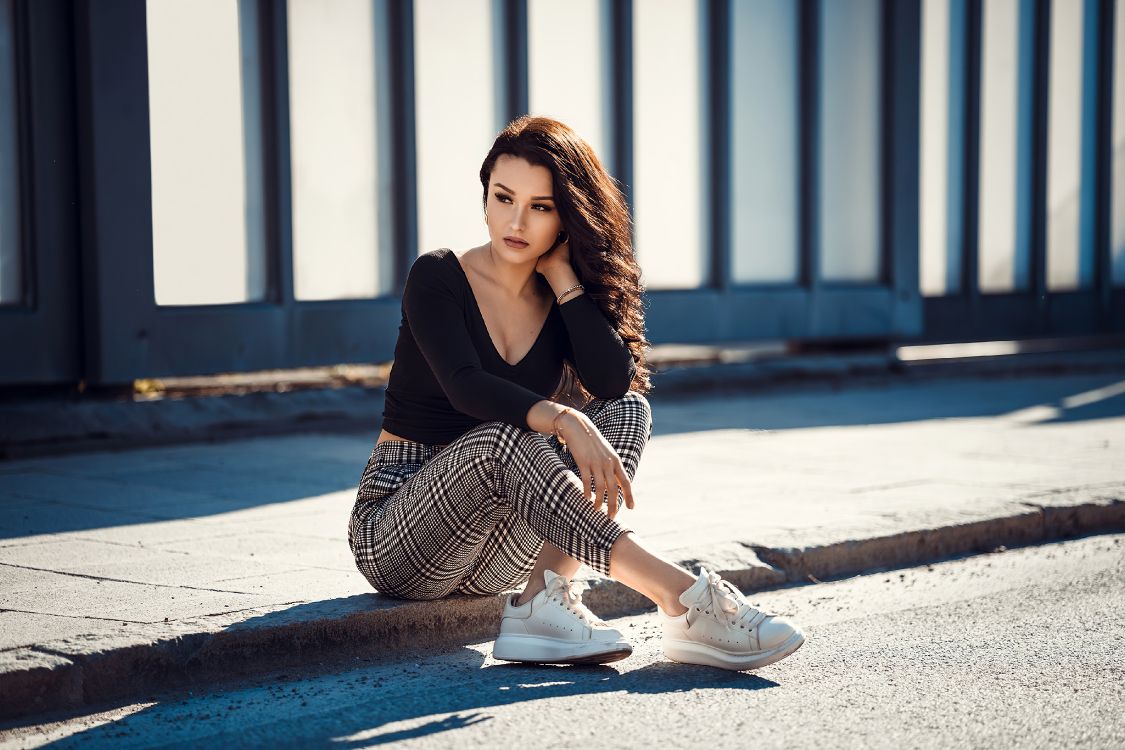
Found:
[39,643,781,748]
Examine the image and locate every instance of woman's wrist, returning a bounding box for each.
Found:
[527,399,587,438]
[555,408,586,441]
[550,407,571,444]
[541,265,581,297]
[543,405,588,446]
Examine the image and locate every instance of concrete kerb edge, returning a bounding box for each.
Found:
[7,346,1125,460]
[750,499,1125,583]
[2,497,1123,725]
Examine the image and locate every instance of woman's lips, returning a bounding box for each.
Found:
[503,237,529,249]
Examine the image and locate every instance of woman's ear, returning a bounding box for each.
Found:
[557,231,569,245]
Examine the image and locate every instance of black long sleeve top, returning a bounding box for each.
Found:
[380,248,637,445]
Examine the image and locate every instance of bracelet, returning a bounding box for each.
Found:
[556,283,584,306]
[552,407,573,450]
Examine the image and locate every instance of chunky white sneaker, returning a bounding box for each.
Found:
[660,567,805,671]
[492,570,632,665]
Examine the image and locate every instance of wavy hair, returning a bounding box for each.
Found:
[479,116,652,401]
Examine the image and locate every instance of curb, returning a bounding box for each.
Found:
[5,347,1125,459]
[3,496,1122,726]
[0,387,385,460]
[650,347,1125,399]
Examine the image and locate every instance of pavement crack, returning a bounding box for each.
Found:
[210,568,308,584]
[0,607,150,624]
[196,600,307,621]
[0,562,260,595]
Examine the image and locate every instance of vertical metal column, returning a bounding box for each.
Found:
[884,0,923,335]
[1092,0,1116,322]
[608,0,633,211]
[499,0,528,123]
[707,0,731,292]
[262,0,292,309]
[0,0,82,386]
[389,0,418,289]
[11,0,33,311]
[73,0,153,383]
[960,0,982,304]
[1028,0,1050,316]
[944,0,968,297]
[798,0,820,294]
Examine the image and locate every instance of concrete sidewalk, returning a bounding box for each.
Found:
[1,370,1124,722]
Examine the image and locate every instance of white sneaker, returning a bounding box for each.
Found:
[492,570,632,665]
[660,567,805,671]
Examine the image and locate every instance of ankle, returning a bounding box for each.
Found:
[657,573,695,616]
[515,584,543,607]
[660,597,688,617]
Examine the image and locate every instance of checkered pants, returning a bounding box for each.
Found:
[348,391,652,600]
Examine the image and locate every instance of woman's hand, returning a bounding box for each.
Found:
[556,409,634,519]
[535,233,571,279]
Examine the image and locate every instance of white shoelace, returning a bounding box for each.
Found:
[545,575,603,627]
[696,571,768,631]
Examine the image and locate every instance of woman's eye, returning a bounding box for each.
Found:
[492,193,551,212]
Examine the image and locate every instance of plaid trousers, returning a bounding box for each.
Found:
[348,391,652,600]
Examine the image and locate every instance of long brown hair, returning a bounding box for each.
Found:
[479,116,652,401]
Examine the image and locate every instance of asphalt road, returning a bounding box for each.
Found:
[4,533,1123,749]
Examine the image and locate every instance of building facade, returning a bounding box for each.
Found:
[0,0,1121,386]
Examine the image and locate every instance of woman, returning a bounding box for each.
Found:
[348,116,805,670]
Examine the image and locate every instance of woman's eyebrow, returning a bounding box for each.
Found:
[494,182,554,201]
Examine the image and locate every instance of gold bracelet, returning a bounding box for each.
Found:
[552,407,572,449]
[556,283,584,305]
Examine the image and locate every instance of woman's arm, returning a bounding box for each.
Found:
[525,397,635,520]
[540,264,637,398]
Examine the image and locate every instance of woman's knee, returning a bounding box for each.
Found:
[593,391,652,432]
[465,421,553,471]
[619,390,651,418]
[467,420,525,448]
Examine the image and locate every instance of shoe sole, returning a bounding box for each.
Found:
[493,634,633,665]
[664,631,805,671]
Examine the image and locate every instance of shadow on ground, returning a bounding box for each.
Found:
[34,646,779,748]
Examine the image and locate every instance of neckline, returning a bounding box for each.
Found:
[444,249,555,369]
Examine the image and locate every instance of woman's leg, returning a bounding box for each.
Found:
[457,391,653,602]
[511,542,583,604]
[354,418,629,601]
[607,533,693,615]
[543,393,693,614]
[356,391,690,613]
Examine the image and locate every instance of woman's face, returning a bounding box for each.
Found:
[484,154,564,266]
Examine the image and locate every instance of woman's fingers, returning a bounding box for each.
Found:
[604,469,619,519]
[575,446,633,518]
[585,466,599,507]
[616,463,635,509]
[573,458,589,502]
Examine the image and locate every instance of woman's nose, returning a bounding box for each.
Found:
[508,205,527,231]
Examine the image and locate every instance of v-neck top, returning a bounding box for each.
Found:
[380,248,637,444]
